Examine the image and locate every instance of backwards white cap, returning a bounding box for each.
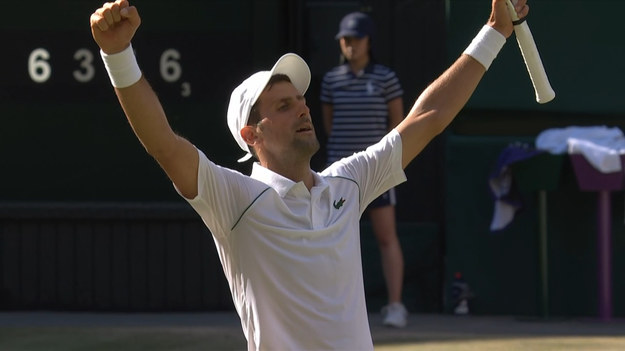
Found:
[227,53,311,162]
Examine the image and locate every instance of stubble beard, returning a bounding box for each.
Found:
[293,135,320,160]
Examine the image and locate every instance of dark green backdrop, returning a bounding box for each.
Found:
[1,0,624,317]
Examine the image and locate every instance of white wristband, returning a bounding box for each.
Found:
[463,25,506,70]
[100,44,142,88]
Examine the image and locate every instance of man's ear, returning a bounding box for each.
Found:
[240,125,258,147]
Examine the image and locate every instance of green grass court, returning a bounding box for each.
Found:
[1,312,624,351]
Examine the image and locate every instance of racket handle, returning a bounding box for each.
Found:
[514,21,555,103]
[506,0,555,104]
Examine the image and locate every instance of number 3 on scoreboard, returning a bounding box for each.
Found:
[73,49,96,83]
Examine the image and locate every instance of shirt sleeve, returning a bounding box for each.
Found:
[174,148,265,239]
[322,129,407,213]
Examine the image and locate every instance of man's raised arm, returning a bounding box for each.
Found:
[396,0,529,168]
[90,0,199,198]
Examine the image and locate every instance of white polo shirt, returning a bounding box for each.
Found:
[182,129,406,350]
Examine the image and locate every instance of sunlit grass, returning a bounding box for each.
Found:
[375,336,625,351]
[1,327,624,351]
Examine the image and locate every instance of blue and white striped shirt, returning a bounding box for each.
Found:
[321,62,403,164]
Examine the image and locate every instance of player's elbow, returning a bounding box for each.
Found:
[143,135,179,170]
[145,142,171,161]
[414,109,449,137]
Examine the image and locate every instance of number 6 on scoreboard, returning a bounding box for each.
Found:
[505,0,555,104]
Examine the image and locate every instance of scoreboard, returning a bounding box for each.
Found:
[3,1,262,102]
[8,32,201,103]
[1,0,292,201]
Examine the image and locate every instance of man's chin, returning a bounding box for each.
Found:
[296,139,320,159]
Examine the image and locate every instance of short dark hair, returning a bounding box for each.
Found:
[246,74,293,159]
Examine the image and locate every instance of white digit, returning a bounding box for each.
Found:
[181,82,191,97]
[28,48,51,83]
[73,48,95,83]
[160,49,182,83]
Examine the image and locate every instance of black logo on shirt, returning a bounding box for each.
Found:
[333,197,346,209]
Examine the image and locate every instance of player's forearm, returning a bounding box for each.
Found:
[98,43,178,159]
[413,55,484,128]
[397,55,485,168]
[397,22,508,168]
[114,77,199,199]
[114,77,179,158]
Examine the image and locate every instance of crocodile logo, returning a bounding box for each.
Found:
[333,197,346,210]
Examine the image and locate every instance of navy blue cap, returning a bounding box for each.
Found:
[335,12,373,39]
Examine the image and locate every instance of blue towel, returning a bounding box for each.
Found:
[489,143,544,232]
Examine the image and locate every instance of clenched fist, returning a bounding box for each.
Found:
[90,0,141,54]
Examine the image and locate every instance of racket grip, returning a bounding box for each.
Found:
[514,21,555,104]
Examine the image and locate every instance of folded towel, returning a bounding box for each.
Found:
[536,126,625,155]
[568,138,623,173]
[536,126,625,174]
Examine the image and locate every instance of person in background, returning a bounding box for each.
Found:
[321,11,408,328]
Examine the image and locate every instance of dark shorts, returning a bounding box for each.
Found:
[368,187,396,209]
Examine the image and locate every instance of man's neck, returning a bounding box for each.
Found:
[262,159,315,191]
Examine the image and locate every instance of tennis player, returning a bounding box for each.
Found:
[90,0,528,349]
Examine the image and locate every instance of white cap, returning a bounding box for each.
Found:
[227,53,311,162]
